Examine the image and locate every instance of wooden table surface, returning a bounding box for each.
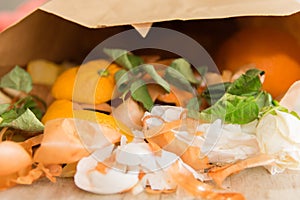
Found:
[1,167,300,200]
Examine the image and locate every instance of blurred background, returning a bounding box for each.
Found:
[0,0,25,10]
[0,0,47,31]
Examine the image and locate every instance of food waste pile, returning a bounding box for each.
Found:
[1,28,300,200]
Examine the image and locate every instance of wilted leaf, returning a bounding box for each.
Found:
[130,80,153,111]
[141,64,170,92]
[104,48,143,70]
[170,58,199,84]
[0,66,32,93]
[0,109,44,132]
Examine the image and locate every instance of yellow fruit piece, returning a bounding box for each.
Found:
[42,99,74,124]
[42,100,133,141]
[27,59,62,85]
[51,60,121,104]
[73,110,133,142]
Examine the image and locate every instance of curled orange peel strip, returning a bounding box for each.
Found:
[208,154,275,187]
[168,161,245,200]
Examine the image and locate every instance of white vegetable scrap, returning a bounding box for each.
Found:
[198,119,259,163]
[280,80,300,115]
[256,110,300,174]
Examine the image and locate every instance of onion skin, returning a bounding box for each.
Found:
[33,118,91,165]
[34,118,121,165]
[0,141,32,176]
[112,98,145,131]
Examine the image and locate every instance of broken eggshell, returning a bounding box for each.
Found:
[144,105,259,166]
[74,140,200,194]
[75,154,139,194]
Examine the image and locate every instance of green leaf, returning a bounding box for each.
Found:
[290,111,300,120]
[0,66,32,93]
[22,97,37,109]
[0,108,44,132]
[255,91,273,110]
[115,69,127,82]
[187,97,201,111]
[202,82,231,105]
[14,96,44,120]
[0,104,10,115]
[0,109,18,124]
[200,93,259,124]
[30,107,43,120]
[104,48,143,70]
[246,68,265,77]
[170,58,199,84]
[186,97,201,119]
[194,66,208,84]
[130,80,153,111]
[0,96,44,129]
[259,103,300,120]
[127,54,144,68]
[141,64,170,92]
[227,68,263,96]
[114,69,130,92]
[194,66,208,77]
[165,67,193,92]
[198,69,272,124]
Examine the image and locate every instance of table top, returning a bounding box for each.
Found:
[1,167,300,200]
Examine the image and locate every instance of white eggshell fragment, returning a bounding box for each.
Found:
[74,140,197,194]
[75,155,139,194]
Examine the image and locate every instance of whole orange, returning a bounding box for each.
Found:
[51,67,79,101]
[215,27,300,98]
[51,60,121,104]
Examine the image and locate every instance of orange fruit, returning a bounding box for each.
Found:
[51,67,79,101]
[42,99,120,130]
[42,99,74,124]
[51,60,121,104]
[42,100,133,141]
[215,27,300,98]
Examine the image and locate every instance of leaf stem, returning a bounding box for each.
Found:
[0,127,8,141]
